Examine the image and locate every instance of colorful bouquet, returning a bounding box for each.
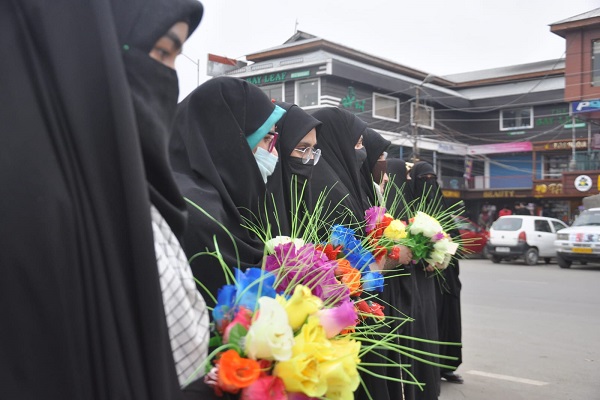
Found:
[199,228,405,400]
[365,206,459,270]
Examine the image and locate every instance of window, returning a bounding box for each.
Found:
[593,40,600,87]
[552,220,567,232]
[410,102,434,129]
[372,93,399,121]
[500,107,533,130]
[295,78,319,108]
[534,220,551,233]
[260,84,284,102]
[542,154,570,179]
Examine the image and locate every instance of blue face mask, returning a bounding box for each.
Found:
[254,147,278,183]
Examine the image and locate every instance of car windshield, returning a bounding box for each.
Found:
[572,210,600,226]
[492,218,522,231]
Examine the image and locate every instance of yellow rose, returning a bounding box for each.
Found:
[320,338,361,397]
[383,219,407,240]
[273,353,327,397]
[277,285,323,331]
[292,316,332,361]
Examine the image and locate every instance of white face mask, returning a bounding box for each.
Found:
[253,147,279,183]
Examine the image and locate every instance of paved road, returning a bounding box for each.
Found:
[438,257,600,400]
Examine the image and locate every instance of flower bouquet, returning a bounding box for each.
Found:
[365,206,460,270]
[197,229,421,400]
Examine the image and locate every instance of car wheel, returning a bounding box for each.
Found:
[557,254,572,269]
[524,248,539,265]
[482,247,490,259]
[544,257,551,264]
[491,255,502,264]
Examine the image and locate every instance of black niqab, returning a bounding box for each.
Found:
[170,76,281,307]
[0,0,203,399]
[266,102,321,236]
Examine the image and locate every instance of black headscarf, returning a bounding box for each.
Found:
[308,107,368,233]
[170,76,285,307]
[409,160,445,210]
[0,0,202,399]
[360,128,391,205]
[266,102,322,236]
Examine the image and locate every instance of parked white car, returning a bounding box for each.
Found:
[555,207,600,269]
[486,215,569,265]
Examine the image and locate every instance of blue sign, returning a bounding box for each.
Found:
[571,100,600,114]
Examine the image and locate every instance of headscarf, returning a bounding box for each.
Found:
[266,102,322,236]
[0,0,203,399]
[169,76,285,307]
[360,128,391,205]
[409,161,445,211]
[307,107,368,233]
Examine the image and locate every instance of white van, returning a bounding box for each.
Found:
[486,215,569,265]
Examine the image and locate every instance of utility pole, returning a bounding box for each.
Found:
[412,74,435,162]
[412,86,420,162]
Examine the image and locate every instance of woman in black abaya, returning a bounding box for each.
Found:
[266,101,321,237]
[360,128,392,206]
[383,158,420,400]
[169,76,286,308]
[307,107,368,236]
[1,0,204,399]
[407,161,444,400]
[410,163,464,384]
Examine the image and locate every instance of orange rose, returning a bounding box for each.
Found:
[335,259,362,296]
[217,350,261,393]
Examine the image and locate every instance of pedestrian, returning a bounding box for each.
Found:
[514,202,532,215]
[1,0,207,398]
[408,161,446,399]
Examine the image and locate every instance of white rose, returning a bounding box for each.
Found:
[264,236,305,254]
[433,237,459,256]
[409,212,443,238]
[245,297,294,361]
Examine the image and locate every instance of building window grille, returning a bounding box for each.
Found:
[295,79,319,108]
[500,107,533,130]
[410,102,434,130]
[373,93,399,121]
[260,84,284,102]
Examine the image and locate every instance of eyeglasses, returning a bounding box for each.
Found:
[266,131,279,153]
[294,147,321,165]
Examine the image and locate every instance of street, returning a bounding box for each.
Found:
[438,258,600,400]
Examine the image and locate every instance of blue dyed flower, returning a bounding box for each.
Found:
[213,284,237,332]
[362,271,384,293]
[235,267,276,311]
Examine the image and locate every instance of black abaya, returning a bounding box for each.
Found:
[308,107,367,235]
[0,0,202,399]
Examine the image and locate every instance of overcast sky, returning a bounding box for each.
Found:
[176,0,599,101]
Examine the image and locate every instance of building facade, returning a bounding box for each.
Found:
[225,8,600,224]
